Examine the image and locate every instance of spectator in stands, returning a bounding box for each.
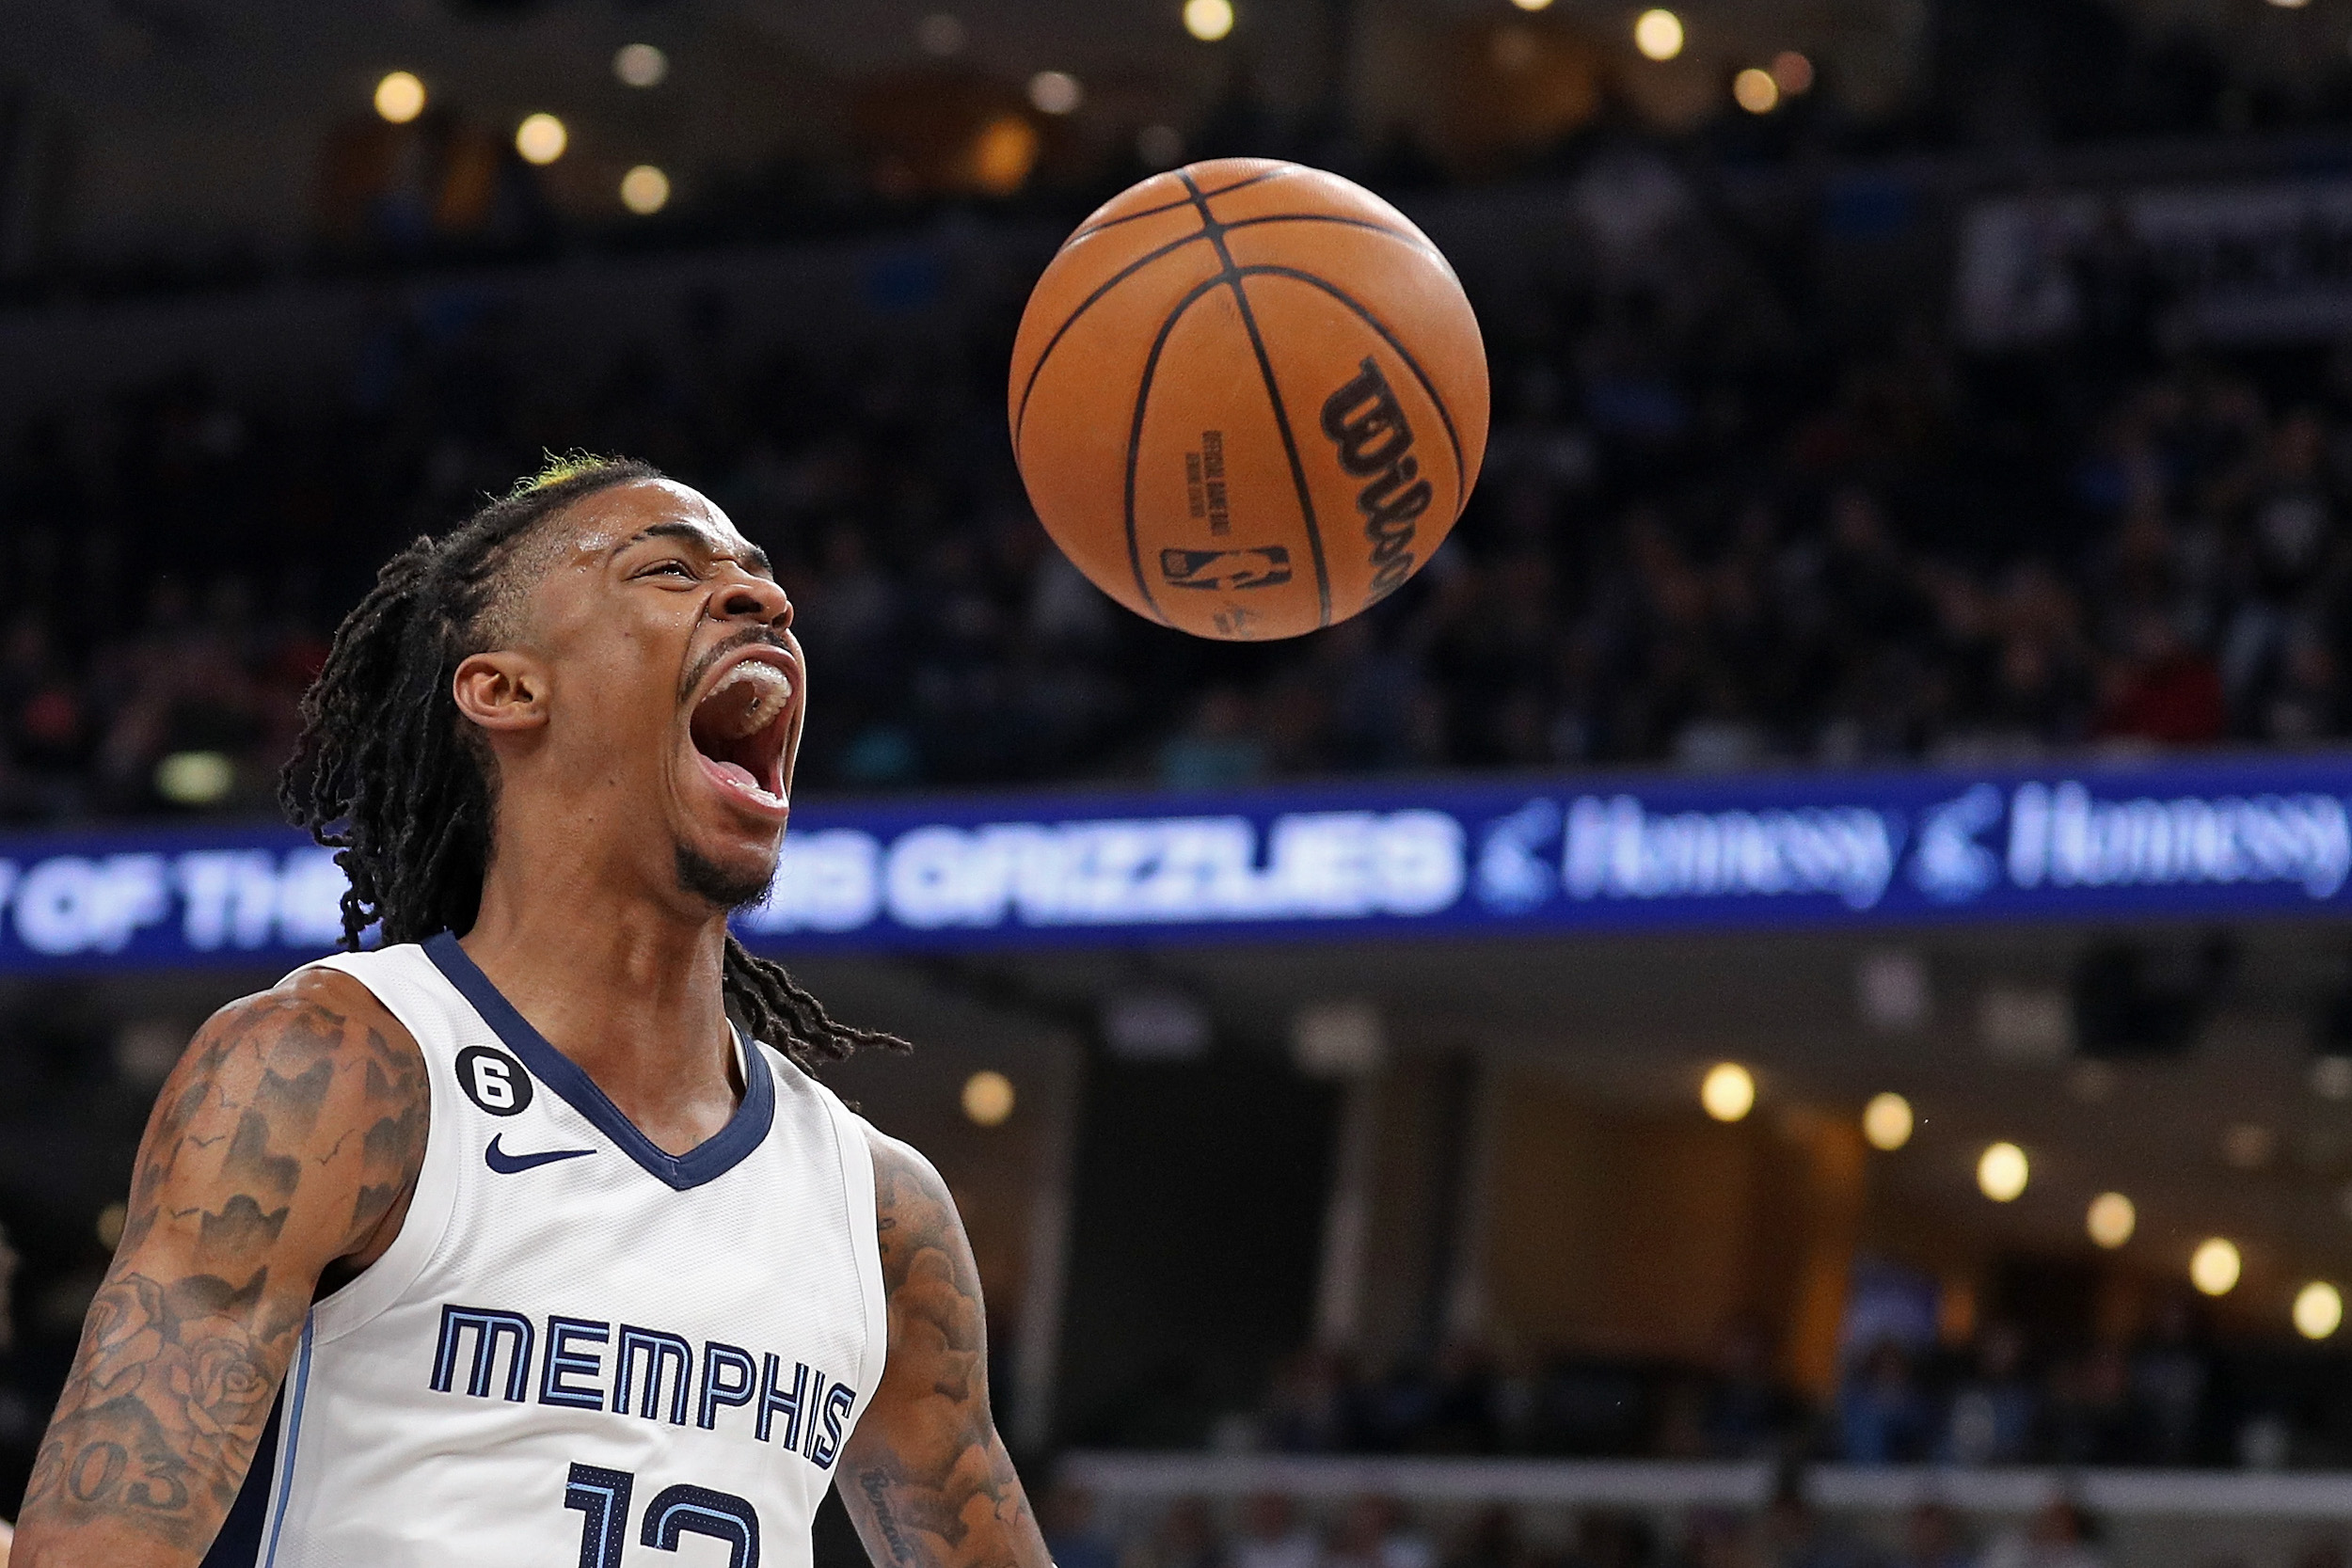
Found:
[1441,1508,1531,1568]
[1263,1348,1358,1452]
[1326,1497,1435,1568]
[1564,1511,1656,1568]
[1158,687,1269,791]
[1836,1340,1933,1465]
[1978,1499,2105,1568]
[2043,1344,2133,1466]
[1889,1503,1971,1568]
[1755,1486,1871,1568]
[1232,1494,1321,1568]
[0,1223,29,1510]
[1698,1319,1800,1461]
[1042,1485,1120,1568]
[1940,1323,2040,1466]
[2094,607,2225,746]
[9,157,2352,821]
[2130,1298,2212,1465]
[1671,1509,1748,1568]
[1418,1341,1503,1454]
[1143,1498,1227,1568]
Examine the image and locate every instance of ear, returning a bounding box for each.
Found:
[452,650,550,734]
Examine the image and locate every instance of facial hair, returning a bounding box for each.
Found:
[675,842,776,912]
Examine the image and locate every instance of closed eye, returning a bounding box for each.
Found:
[635,560,696,580]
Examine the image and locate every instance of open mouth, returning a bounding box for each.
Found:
[688,655,794,813]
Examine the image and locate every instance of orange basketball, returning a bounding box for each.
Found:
[1009,158,1488,641]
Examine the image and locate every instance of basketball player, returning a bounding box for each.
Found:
[11,458,1054,1568]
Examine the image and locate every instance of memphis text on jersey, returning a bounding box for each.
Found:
[431,1304,858,1467]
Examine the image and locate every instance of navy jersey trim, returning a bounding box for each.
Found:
[423,931,776,1192]
[260,1313,316,1568]
[198,1389,280,1566]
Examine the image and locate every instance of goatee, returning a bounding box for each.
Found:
[675,844,775,912]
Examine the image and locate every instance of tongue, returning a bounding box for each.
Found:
[707,758,762,792]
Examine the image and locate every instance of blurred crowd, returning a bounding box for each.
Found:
[1042,1485,2350,1568]
[1237,1306,2352,1472]
[5,163,2352,823]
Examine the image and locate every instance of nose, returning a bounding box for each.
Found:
[715,572,792,631]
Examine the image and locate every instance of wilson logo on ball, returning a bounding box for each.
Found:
[1159,546,1294,592]
[1320,356,1433,599]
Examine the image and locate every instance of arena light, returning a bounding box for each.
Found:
[613,43,668,88]
[1700,1062,1755,1122]
[2087,1192,2136,1248]
[1978,1142,2027,1202]
[2266,0,2312,9]
[917,13,967,55]
[96,1202,126,1249]
[1028,71,1083,115]
[374,71,426,124]
[1733,67,1779,113]
[1862,1092,1912,1150]
[619,165,670,214]
[971,115,1040,195]
[516,113,568,166]
[1633,8,1684,60]
[2297,1282,2344,1339]
[2222,1122,2276,1170]
[1509,0,1555,11]
[2313,1054,2352,1100]
[1137,123,1184,166]
[2191,1237,2242,1296]
[1184,0,1235,42]
[1772,50,1814,93]
[961,1069,1015,1126]
[156,751,234,806]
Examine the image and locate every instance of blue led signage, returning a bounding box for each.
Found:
[0,755,2344,974]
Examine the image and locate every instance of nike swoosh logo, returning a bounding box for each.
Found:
[484,1134,597,1175]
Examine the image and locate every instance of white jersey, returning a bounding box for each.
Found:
[200,934,888,1568]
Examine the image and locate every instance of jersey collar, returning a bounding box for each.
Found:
[423,930,775,1192]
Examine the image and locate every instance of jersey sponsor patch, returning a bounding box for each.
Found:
[454,1044,533,1116]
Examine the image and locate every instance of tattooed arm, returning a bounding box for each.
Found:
[837,1133,1052,1568]
[11,970,428,1568]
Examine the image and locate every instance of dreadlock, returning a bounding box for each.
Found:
[279,452,907,1071]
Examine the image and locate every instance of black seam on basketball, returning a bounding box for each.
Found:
[1236,263,1471,513]
[1122,273,1231,625]
[1216,212,1446,262]
[1016,212,1438,453]
[1178,169,1333,628]
[1064,167,1294,244]
[1013,226,1218,448]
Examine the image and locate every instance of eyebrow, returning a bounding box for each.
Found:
[625,520,773,577]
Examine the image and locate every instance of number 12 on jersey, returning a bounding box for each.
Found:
[566,1462,761,1567]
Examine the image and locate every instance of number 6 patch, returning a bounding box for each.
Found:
[454,1045,534,1117]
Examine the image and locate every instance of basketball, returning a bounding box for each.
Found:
[1009,158,1489,641]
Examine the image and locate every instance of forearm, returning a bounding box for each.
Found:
[843,1132,1051,1568]
[844,1425,1048,1568]
[13,1266,292,1565]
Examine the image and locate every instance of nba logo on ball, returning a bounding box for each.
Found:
[1009,158,1489,641]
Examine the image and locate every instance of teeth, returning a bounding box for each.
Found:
[702,661,791,739]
